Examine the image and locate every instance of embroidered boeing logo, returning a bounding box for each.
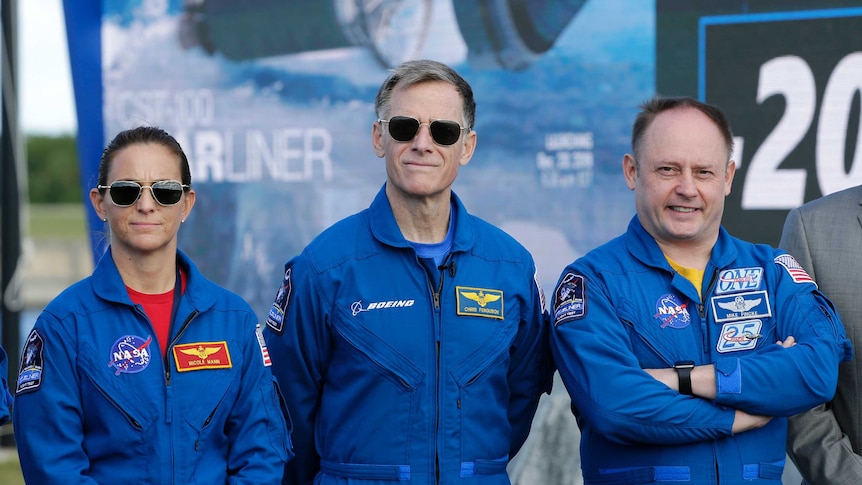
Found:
[351,299,416,316]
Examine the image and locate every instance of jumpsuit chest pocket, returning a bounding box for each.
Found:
[78,341,159,431]
[449,313,517,389]
[331,316,424,391]
[617,299,692,367]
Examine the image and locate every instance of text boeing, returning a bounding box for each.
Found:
[352,299,415,316]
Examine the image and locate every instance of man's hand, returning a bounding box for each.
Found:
[776,335,796,348]
[732,410,772,433]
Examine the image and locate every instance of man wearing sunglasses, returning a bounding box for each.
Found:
[265,59,553,484]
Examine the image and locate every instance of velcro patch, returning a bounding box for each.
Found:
[774,254,815,286]
[711,290,772,322]
[714,267,764,294]
[456,286,504,319]
[553,272,586,325]
[17,329,44,395]
[266,267,293,334]
[173,341,232,372]
[654,293,691,329]
[534,268,546,313]
[255,325,272,367]
[716,320,763,353]
[108,335,153,375]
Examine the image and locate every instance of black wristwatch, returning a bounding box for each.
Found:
[674,361,695,396]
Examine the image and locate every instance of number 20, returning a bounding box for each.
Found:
[741,52,862,209]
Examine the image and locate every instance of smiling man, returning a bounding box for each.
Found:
[550,96,852,485]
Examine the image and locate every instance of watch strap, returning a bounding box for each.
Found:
[674,362,694,396]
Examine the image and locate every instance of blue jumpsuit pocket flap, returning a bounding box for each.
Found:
[742,459,785,480]
[589,466,690,484]
[333,321,424,390]
[460,455,508,477]
[320,459,410,480]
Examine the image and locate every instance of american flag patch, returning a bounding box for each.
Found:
[255,325,272,367]
[774,254,815,286]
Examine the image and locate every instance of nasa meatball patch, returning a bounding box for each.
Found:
[553,272,586,325]
[654,293,691,329]
[107,335,153,375]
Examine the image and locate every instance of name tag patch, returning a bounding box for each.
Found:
[711,290,772,322]
[456,286,504,320]
[717,320,763,353]
[173,341,232,372]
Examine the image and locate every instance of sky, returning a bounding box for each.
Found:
[19,0,76,135]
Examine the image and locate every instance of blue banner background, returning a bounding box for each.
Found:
[67,0,653,315]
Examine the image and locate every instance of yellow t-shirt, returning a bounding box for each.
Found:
[667,258,704,300]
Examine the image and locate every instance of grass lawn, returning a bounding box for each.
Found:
[27,203,88,239]
[0,453,24,485]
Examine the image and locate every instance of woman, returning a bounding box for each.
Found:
[13,126,291,483]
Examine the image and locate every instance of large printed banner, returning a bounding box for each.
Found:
[65,0,649,315]
[64,0,861,318]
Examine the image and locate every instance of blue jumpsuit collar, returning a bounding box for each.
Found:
[91,247,216,312]
[624,215,739,271]
[369,184,475,253]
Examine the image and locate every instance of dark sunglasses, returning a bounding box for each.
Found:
[97,180,189,207]
[378,116,467,146]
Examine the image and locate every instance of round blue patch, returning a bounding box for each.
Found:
[654,293,691,329]
[108,335,153,375]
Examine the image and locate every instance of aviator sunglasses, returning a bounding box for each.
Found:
[97,180,190,207]
[378,116,467,146]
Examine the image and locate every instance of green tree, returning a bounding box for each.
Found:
[27,134,81,203]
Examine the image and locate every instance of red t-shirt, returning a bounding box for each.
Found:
[126,271,187,356]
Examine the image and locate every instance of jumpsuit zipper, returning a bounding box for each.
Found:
[695,267,722,482]
[699,269,719,353]
[165,310,200,387]
[428,254,453,483]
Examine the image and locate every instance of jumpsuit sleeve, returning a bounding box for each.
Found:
[264,256,330,485]
[780,207,862,483]
[711,251,851,417]
[0,345,11,425]
[13,315,100,484]
[551,266,736,446]
[225,317,293,484]
[506,265,554,459]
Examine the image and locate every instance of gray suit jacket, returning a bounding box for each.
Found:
[780,185,862,484]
